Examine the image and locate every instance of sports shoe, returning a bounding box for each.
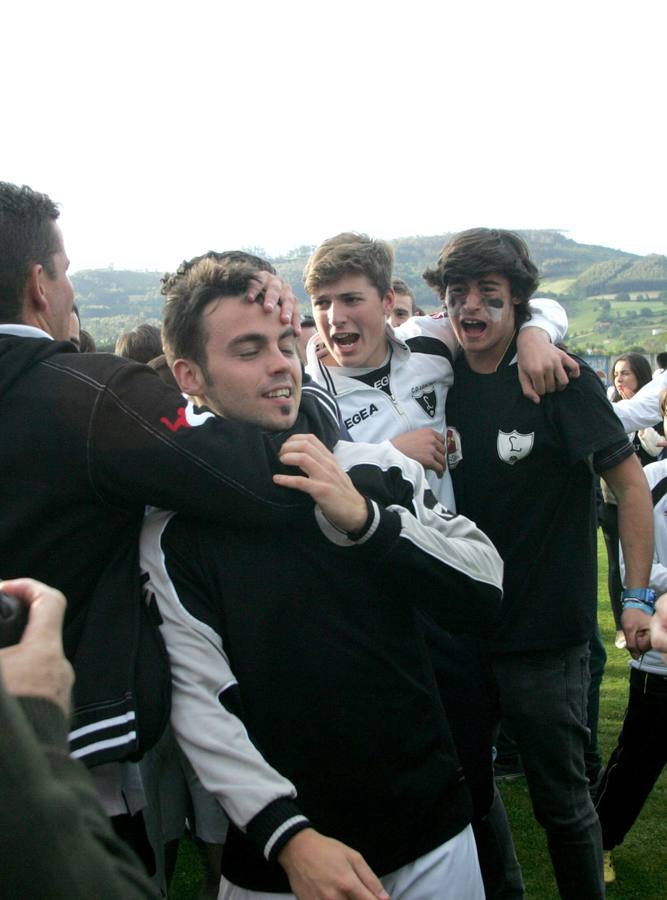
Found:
[603,850,616,884]
[615,630,627,650]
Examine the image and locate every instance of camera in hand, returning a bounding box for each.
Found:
[0,591,28,647]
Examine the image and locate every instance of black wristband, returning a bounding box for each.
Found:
[345,497,375,542]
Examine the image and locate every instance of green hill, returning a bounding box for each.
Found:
[72,232,667,355]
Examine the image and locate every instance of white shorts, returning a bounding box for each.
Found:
[217,823,483,900]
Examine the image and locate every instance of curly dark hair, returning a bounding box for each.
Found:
[161,250,275,296]
[423,228,540,327]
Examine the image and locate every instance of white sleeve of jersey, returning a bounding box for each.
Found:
[522,297,568,344]
[614,371,667,431]
[393,313,460,357]
[332,440,504,598]
[139,510,301,831]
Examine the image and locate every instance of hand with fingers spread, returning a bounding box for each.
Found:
[391,427,446,475]
[516,326,580,404]
[0,578,74,716]
[274,434,368,535]
[246,270,302,333]
[278,829,390,900]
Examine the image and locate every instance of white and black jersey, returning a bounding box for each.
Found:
[140,440,503,892]
[306,300,568,513]
[446,340,633,654]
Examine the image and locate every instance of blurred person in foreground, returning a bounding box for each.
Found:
[0,577,158,898]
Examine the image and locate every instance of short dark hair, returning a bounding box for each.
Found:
[162,253,274,372]
[610,352,653,402]
[656,352,667,369]
[0,182,61,322]
[115,323,163,364]
[423,228,539,327]
[391,277,416,314]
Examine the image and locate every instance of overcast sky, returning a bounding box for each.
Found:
[4,0,666,274]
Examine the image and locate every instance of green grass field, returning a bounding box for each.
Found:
[169,533,667,899]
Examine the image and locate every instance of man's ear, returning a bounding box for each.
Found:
[382,288,395,317]
[26,263,49,315]
[171,357,206,397]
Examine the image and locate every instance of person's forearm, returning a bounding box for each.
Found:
[616,484,654,588]
[614,374,665,431]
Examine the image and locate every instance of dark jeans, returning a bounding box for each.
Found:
[421,624,524,898]
[595,667,667,849]
[489,645,604,900]
[585,628,607,783]
[494,631,607,786]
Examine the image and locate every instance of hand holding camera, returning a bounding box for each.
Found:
[0,590,29,647]
[0,579,74,716]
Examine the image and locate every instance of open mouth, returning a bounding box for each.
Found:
[332,333,360,347]
[461,319,487,334]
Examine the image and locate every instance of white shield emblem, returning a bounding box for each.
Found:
[446,427,463,469]
[497,430,534,465]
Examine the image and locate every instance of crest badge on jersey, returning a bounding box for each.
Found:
[446,427,462,468]
[411,383,437,419]
[497,430,534,465]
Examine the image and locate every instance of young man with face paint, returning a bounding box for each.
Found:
[425,228,655,900]
[304,232,576,513]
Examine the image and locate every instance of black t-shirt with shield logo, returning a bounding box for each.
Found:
[446,339,633,653]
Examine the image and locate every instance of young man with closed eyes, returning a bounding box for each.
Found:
[140,253,506,900]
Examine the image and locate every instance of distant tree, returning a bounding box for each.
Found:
[640,307,653,317]
[615,291,631,302]
[241,245,271,260]
[283,245,315,260]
